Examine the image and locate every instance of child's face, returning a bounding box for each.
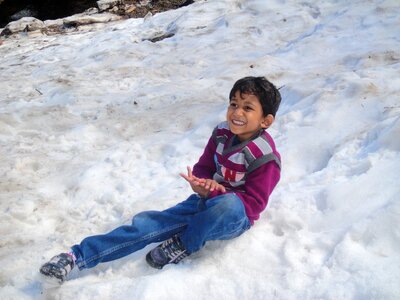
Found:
[226,91,273,141]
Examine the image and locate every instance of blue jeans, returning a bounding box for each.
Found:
[72,193,251,270]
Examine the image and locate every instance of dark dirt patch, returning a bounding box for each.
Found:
[0,0,194,28]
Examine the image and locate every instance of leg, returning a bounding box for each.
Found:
[146,193,251,269]
[179,193,251,253]
[72,194,201,270]
[146,194,251,269]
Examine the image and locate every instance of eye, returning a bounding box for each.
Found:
[244,106,253,111]
[229,102,238,108]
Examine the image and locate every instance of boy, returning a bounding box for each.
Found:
[40,76,281,283]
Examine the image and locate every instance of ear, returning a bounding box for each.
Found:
[261,114,274,129]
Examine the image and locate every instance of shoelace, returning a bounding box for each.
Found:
[161,237,188,264]
[49,254,73,268]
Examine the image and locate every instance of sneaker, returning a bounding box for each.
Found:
[146,235,189,269]
[40,253,75,283]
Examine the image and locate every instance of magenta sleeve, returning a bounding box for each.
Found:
[192,136,217,179]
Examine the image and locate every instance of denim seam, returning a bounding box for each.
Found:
[77,223,186,269]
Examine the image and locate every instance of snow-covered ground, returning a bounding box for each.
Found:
[1,0,399,299]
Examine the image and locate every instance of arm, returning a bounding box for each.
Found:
[192,136,217,179]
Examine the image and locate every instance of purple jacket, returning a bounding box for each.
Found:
[193,122,281,224]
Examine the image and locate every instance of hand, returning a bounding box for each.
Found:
[180,166,226,198]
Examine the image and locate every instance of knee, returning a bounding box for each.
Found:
[208,194,246,218]
[131,210,159,225]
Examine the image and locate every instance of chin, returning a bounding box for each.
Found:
[228,125,240,135]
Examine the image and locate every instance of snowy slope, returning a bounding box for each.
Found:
[0,0,399,299]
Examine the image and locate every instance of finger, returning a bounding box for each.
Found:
[191,173,201,181]
[196,177,206,183]
[207,180,214,191]
[187,166,193,178]
[205,179,212,190]
[210,181,219,192]
[194,180,205,187]
[193,177,206,185]
[180,173,191,182]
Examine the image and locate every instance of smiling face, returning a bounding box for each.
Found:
[226,91,274,141]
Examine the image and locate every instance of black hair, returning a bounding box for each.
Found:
[229,76,281,117]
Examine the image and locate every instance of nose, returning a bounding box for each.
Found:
[233,107,244,117]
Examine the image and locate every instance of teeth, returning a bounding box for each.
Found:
[232,120,245,126]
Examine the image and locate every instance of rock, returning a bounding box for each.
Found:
[125,5,136,14]
[0,0,195,38]
[144,32,175,43]
[43,19,64,28]
[63,12,122,27]
[0,27,12,37]
[97,0,122,11]
[84,7,100,15]
[3,17,45,34]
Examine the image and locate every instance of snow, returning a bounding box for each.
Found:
[0,0,399,299]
